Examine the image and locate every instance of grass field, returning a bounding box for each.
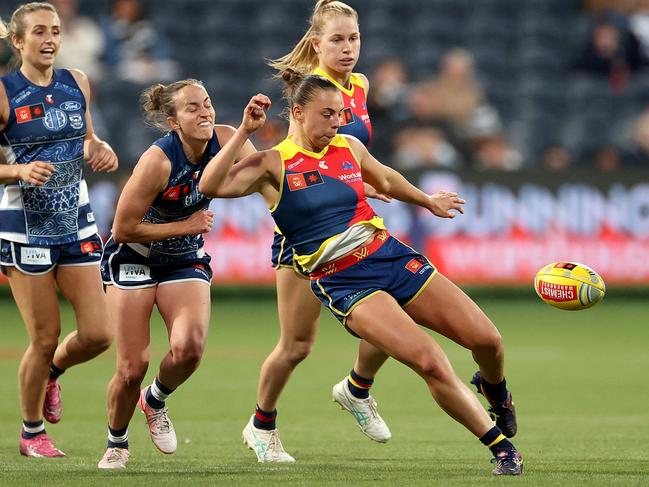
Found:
[0,291,647,486]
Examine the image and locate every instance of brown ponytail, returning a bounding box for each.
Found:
[140,79,203,131]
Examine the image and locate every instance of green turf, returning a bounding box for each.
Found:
[0,293,647,486]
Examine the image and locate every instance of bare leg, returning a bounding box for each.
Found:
[257,268,321,411]
[105,285,155,429]
[7,268,60,422]
[347,291,493,437]
[353,339,390,379]
[155,281,211,389]
[405,273,505,384]
[53,265,112,370]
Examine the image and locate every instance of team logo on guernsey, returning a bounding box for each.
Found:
[14,103,45,124]
[69,113,84,130]
[43,108,68,131]
[342,161,354,171]
[340,107,354,126]
[287,170,324,191]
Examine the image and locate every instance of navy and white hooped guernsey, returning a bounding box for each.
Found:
[0,69,95,245]
[121,130,219,265]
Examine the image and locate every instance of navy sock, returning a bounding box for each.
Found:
[145,377,173,409]
[22,419,45,439]
[480,376,508,404]
[347,369,373,399]
[253,405,277,430]
[49,363,65,380]
[479,426,515,455]
[107,425,129,449]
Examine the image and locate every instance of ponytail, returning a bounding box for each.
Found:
[268,0,358,76]
[140,79,203,132]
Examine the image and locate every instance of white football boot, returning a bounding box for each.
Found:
[332,379,391,443]
[98,447,130,469]
[242,415,295,463]
[138,388,177,454]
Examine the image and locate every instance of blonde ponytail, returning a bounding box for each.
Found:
[268,0,358,77]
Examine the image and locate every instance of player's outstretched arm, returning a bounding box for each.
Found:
[199,94,270,195]
[348,136,465,218]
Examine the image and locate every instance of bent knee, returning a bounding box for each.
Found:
[117,362,148,388]
[171,340,205,368]
[470,325,503,353]
[80,330,113,352]
[280,339,313,366]
[412,356,455,384]
[30,335,59,357]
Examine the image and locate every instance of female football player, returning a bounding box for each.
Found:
[236,0,392,462]
[199,73,523,475]
[96,78,269,469]
[0,2,117,458]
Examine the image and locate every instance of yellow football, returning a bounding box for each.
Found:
[534,262,606,310]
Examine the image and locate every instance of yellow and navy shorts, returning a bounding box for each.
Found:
[310,235,436,326]
[100,238,212,289]
[0,234,103,276]
[270,230,309,278]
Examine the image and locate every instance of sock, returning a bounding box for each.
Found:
[49,363,65,380]
[347,369,373,399]
[479,426,515,455]
[480,376,508,404]
[22,419,45,439]
[253,405,277,430]
[107,425,129,449]
[146,377,174,409]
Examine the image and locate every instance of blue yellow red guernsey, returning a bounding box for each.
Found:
[312,67,372,146]
[270,135,384,272]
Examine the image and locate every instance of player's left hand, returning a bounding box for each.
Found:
[364,182,392,203]
[241,94,271,134]
[427,190,465,218]
[86,139,118,173]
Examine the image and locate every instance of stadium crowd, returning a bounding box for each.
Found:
[3,0,649,175]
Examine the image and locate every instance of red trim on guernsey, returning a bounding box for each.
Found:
[310,230,390,280]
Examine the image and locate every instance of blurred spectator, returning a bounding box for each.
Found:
[473,135,523,171]
[100,0,179,84]
[573,16,643,91]
[622,108,649,166]
[366,58,410,160]
[629,0,649,63]
[392,126,460,170]
[50,0,104,82]
[583,0,636,15]
[539,144,574,171]
[416,49,485,131]
[593,145,623,171]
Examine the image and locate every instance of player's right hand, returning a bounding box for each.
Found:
[19,161,55,186]
[241,94,271,134]
[184,209,214,235]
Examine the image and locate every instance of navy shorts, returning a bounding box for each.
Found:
[310,236,436,325]
[0,234,103,276]
[270,230,309,278]
[100,239,212,289]
[270,230,295,268]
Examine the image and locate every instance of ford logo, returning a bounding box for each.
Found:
[60,101,82,111]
